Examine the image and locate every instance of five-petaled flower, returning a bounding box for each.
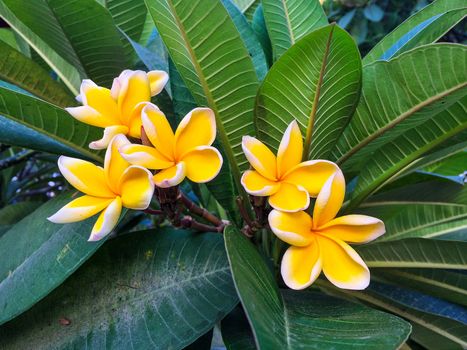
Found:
[66,69,168,149]
[269,170,385,290]
[48,135,154,241]
[119,103,223,188]
[241,120,338,212]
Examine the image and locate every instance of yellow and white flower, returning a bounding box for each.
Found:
[48,135,154,241]
[269,170,385,290]
[119,103,223,188]
[66,69,168,149]
[241,121,338,212]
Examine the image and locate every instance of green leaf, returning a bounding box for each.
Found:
[357,238,467,269]
[0,229,238,349]
[333,44,467,170]
[0,201,42,236]
[262,0,328,60]
[145,0,259,196]
[221,306,256,350]
[0,87,103,161]
[363,4,384,23]
[0,193,106,325]
[107,0,147,41]
[364,0,467,64]
[243,0,260,21]
[255,24,362,160]
[251,5,272,67]
[424,150,467,176]
[224,226,411,349]
[0,40,75,107]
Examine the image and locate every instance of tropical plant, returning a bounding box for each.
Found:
[0,0,466,349]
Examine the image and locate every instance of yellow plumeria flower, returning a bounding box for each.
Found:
[241,120,338,212]
[66,69,168,149]
[119,103,223,188]
[48,135,154,241]
[269,170,385,290]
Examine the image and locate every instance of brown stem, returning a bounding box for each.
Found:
[141,126,152,147]
[180,192,224,227]
[236,196,254,227]
[180,215,224,233]
[144,208,163,215]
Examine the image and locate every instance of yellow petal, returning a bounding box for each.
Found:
[89,125,129,150]
[119,166,154,209]
[281,239,322,290]
[319,215,385,244]
[283,160,338,196]
[182,146,222,183]
[153,162,186,188]
[117,70,151,125]
[141,103,175,160]
[65,106,113,128]
[80,79,120,124]
[110,69,132,99]
[313,170,345,228]
[57,156,114,197]
[104,134,131,192]
[268,182,310,212]
[317,235,370,290]
[120,144,173,169]
[277,121,303,178]
[127,101,150,138]
[88,196,122,242]
[242,136,277,181]
[241,170,280,196]
[268,210,313,246]
[175,108,216,159]
[147,70,169,95]
[47,195,113,223]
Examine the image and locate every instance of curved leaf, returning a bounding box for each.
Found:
[0,40,75,106]
[0,229,238,349]
[262,0,328,60]
[255,24,362,160]
[251,5,272,66]
[107,0,147,41]
[224,226,411,349]
[145,0,259,195]
[0,87,102,161]
[0,201,42,236]
[364,0,467,64]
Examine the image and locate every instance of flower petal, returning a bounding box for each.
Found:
[182,146,222,183]
[319,215,385,244]
[89,125,129,150]
[141,103,175,160]
[57,156,114,197]
[88,196,122,241]
[117,70,151,125]
[268,210,313,246]
[79,79,120,124]
[277,121,303,178]
[65,106,113,128]
[242,136,277,181]
[148,70,169,95]
[120,144,173,169]
[175,108,216,158]
[153,162,186,188]
[268,182,310,212]
[281,240,322,290]
[313,170,345,228]
[317,235,370,290]
[119,166,154,209]
[104,134,131,192]
[283,160,338,196]
[47,195,113,223]
[127,101,150,138]
[241,170,280,196]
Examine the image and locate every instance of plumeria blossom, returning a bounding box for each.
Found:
[66,69,168,149]
[48,135,154,241]
[241,120,338,212]
[119,103,223,188]
[269,170,385,290]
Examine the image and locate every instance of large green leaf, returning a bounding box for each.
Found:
[333,44,467,169]
[145,0,259,195]
[255,24,362,160]
[364,0,467,64]
[0,87,102,161]
[0,193,105,325]
[0,40,75,106]
[357,238,467,269]
[107,0,147,41]
[0,229,238,349]
[262,0,327,60]
[0,201,42,236]
[224,226,411,349]
[221,306,256,350]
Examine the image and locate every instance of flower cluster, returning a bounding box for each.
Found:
[240,122,385,290]
[49,70,223,240]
